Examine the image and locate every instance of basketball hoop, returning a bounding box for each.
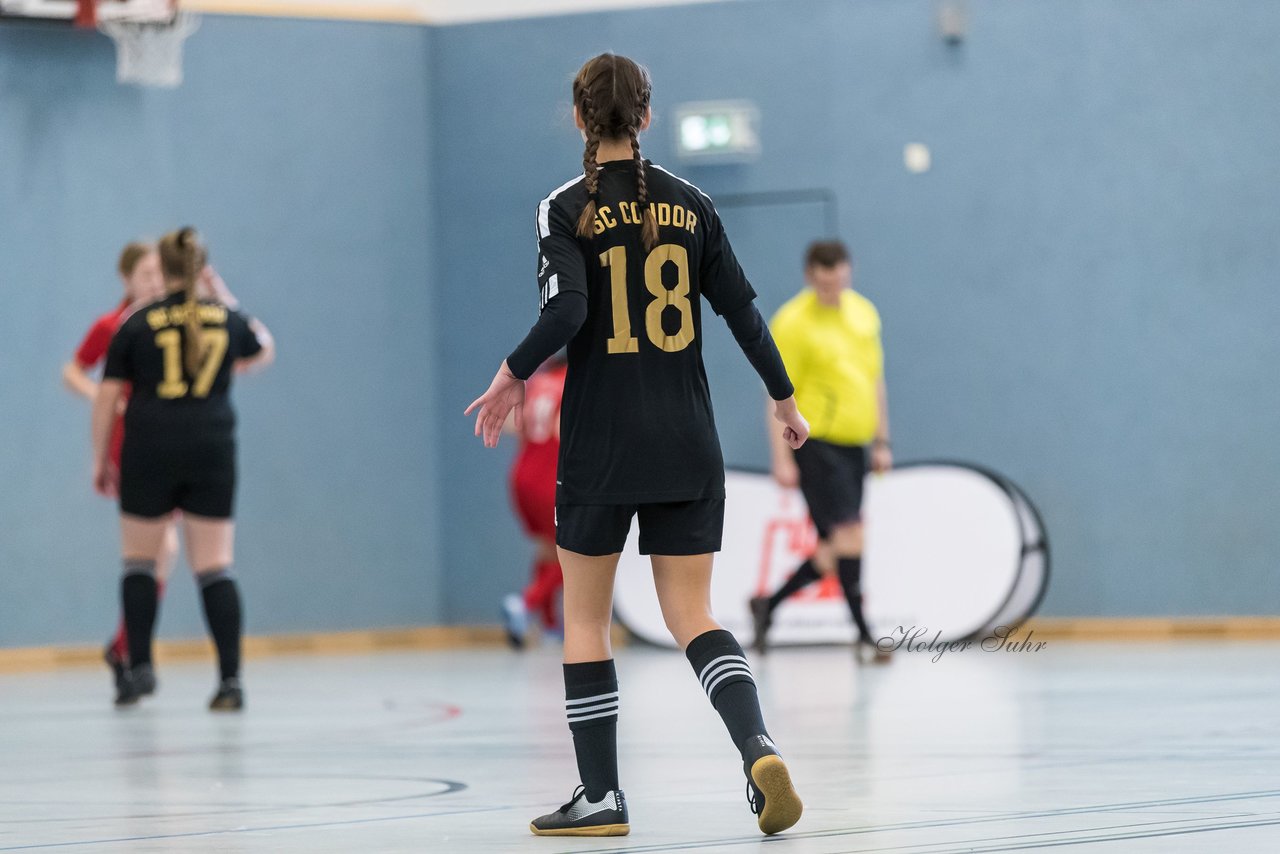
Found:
[86,0,199,88]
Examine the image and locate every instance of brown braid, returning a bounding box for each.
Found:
[630,125,658,250]
[571,54,655,244]
[575,88,602,239]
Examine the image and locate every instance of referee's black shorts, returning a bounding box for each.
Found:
[794,438,868,539]
[556,498,725,556]
[119,436,237,520]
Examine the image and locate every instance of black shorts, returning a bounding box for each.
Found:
[556,498,725,557]
[119,436,237,519]
[794,439,868,539]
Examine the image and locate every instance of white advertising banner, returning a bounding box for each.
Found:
[613,464,1048,649]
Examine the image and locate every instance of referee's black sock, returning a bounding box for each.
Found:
[767,559,820,612]
[837,557,873,643]
[121,560,158,668]
[564,660,619,801]
[686,630,769,758]
[198,569,242,681]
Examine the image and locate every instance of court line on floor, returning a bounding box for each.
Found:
[4,699,463,771]
[0,776,467,826]
[559,788,1280,853]
[0,805,509,851]
[833,815,1280,854]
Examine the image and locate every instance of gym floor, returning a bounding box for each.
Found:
[3,641,1278,852]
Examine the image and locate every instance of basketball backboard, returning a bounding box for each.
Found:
[0,0,172,25]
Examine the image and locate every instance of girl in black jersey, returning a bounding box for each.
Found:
[467,54,809,837]
[92,227,274,711]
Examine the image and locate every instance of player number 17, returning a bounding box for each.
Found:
[155,328,229,399]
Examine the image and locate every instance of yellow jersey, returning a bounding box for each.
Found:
[770,288,883,446]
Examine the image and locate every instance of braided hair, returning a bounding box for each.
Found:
[572,54,658,250]
[158,226,209,377]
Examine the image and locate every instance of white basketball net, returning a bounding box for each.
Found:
[99,11,199,88]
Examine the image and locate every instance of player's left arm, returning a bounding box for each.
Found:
[91,380,125,496]
[871,319,892,473]
[63,318,114,400]
[62,361,98,400]
[699,203,806,448]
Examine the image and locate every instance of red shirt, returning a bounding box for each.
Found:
[75,300,131,465]
[513,362,567,488]
[75,300,131,369]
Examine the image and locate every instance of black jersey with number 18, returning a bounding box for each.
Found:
[536,160,757,505]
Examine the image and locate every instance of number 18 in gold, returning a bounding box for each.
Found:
[599,243,695,354]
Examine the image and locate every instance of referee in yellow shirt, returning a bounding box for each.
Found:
[750,240,893,662]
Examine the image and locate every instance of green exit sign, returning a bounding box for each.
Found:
[674,101,760,163]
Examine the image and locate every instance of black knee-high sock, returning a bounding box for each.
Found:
[564,660,619,801]
[121,560,158,668]
[767,559,820,612]
[198,569,242,681]
[686,630,769,757]
[837,557,873,642]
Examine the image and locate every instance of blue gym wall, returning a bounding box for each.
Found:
[0,16,442,647]
[432,0,1280,622]
[3,0,1278,648]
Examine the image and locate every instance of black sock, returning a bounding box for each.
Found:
[564,660,619,801]
[837,557,873,642]
[767,559,820,612]
[121,561,158,668]
[686,629,769,757]
[198,569,242,681]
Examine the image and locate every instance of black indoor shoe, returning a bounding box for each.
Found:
[530,786,629,837]
[743,734,802,835]
[209,678,243,712]
[104,645,129,704]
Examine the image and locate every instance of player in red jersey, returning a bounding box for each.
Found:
[62,242,178,704]
[502,356,568,647]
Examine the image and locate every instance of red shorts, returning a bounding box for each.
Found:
[511,460,556,541]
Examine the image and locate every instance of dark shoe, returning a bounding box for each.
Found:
[530,786,629,837]
[114,671,141,707]
[113,663,155,707]
[743,735,802,835]
[132,663,157,695]
[104,646,129,703]
[209,678,243,711]
[749,596,773,653]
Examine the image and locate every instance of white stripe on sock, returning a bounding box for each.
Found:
[566,691,619,707]
[699,655,749,689]
[566,707,619,724]
[704,667,754,698]
[565,699,618,716]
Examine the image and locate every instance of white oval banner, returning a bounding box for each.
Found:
[613,464,1047,649]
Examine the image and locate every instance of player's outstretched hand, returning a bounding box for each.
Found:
[465,361,525,448]
[772,396,809,450]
